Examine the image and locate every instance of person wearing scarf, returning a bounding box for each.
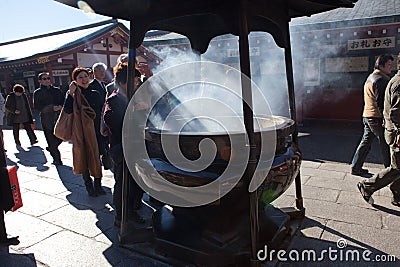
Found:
[63,67,105,197]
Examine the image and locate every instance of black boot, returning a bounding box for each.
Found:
[94,178,106,195]
[82,172,96,197]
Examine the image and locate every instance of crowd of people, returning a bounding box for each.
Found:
[0,54,152,243]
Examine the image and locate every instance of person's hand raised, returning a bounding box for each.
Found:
[53,105,62,112]
[69,82,77,96]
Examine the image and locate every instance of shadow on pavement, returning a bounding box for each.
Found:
[371,204,400,217]
[286,217,399,266]
[0,246,37,266]
[54,164,119,240]
[5,156,17,167]
[13,146,49,172]
[52,165,132,265]
[298,120,385,166]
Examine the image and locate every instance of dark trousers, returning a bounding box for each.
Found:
[351,117,390,170]
[0,211,6,241]
[113,160,144,220]
[364,145,400,197]
[12,122,37,144]
[0,126,4,149]
[41,114,62,162]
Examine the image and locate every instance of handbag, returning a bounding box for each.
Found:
[54,107,73,141]
[100,115,111,137]
[8,166,23,211]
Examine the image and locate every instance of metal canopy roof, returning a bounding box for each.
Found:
[55,0,357,53]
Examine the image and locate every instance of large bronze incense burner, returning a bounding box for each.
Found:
[144,115,300,202]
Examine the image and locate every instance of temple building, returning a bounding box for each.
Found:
[0,19,158,96]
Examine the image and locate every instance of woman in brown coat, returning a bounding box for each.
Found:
[63,67,105,197]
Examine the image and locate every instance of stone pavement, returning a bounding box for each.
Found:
[0,120,398,266]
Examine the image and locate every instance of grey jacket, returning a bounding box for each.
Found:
[384,70,400,131]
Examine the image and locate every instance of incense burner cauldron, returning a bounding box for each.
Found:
[142,115,301,209]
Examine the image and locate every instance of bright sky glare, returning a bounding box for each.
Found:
[0,0,129,43]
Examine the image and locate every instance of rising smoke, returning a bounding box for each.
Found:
[146,32,291,120]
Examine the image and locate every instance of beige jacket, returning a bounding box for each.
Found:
[363,69,390,118]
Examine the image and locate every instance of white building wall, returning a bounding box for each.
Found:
[77,53,108,68]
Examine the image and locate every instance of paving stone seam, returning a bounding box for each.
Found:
[304,176,367,192]
[381,214,400,232]
[19,187,72,202]
[292,234,373,252]
[327,217,400,237]
[21,169,75,181]
[16,201,69,218]
[17,167,78,181]
[49,194,115,213]
[334,190,342,203]
[284,191,340,203]
[21,181,80,197]
[318,218,329,240]
[304,200,384,227]
[12,170,44,183]
[301,166,347,174]
[299,175,312,184]
[18,229,65,251]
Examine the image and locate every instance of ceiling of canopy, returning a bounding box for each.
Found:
[55,0,357,53]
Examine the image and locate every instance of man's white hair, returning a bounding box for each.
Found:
[92,62,107,71]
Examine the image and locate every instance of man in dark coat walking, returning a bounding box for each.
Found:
[34,72,64,165]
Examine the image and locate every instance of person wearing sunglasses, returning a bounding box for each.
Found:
[33,73,64,165]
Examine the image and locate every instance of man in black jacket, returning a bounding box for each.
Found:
[89,62,111,169]
[33,72,64,165]
[89,62,108,104]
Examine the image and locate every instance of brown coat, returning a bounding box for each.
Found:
[71,89,102,178]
